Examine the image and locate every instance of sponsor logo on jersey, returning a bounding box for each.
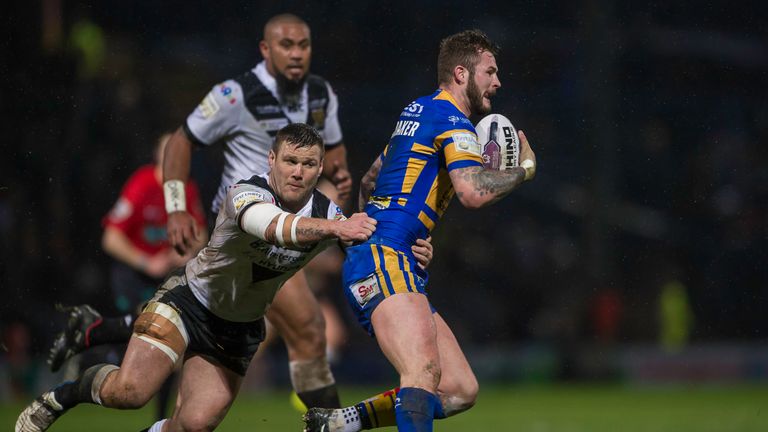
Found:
[350,275,380,306]
[142,225,167,244]
[218,84,237,105]
[333,205,345,221]
[255,105,282,114]
[259,119,290,132]
[250,240,313,271]
[400,102,423,118]
[232,191,265,211]
[451,132,480,155]
[309,98,328,110]
[391,120,420,138]
[311,108,326,129]
[199,93,220,119]
[447,115,472,126]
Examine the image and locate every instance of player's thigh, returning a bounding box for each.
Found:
[433,313,478,402]
[169,354,242,431]
[267,269,324,342]
[102,335,174,405]
[371,292,439,387]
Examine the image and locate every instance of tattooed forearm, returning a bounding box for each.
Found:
[296,225,329,243]
[460,166,525,199]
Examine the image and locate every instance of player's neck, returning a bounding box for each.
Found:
[438,85,471,117]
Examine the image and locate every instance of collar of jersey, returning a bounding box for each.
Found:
[259,172,315,217]
[433,89,462,112]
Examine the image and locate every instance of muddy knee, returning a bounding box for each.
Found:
[439,376,479,416]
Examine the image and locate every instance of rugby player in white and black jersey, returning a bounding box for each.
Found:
[42,13,353,413]
[17,124,403,432]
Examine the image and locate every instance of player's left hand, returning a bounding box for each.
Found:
[331,161,352,204]
[412,236,433,270]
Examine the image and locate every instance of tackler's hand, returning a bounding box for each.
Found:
[412,236,434,270]
[338,212,377,244]
[167,211,200,255]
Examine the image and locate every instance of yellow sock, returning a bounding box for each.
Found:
[354,387,398,429]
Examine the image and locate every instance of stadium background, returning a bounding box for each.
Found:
[2,1,767,430]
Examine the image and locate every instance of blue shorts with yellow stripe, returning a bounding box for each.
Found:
[343,242,431,336]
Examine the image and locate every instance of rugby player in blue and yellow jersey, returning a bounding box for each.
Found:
[304,30,537,432]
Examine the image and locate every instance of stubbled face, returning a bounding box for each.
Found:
[268,142,323,210]
[466,50,501,116]
[260,22,312,83]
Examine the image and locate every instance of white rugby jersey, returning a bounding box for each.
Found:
[184,61,343,213]
[185,174,346,322]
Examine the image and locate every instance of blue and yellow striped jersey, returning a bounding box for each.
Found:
[365,89,483,249]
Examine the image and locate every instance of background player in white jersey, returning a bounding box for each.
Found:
[172,13,352,409]
[16,124,381,432]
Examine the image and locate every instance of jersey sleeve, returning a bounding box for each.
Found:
[184,80,244,146]
[320,82,343,146]
[224,182,277,227]
[433,121,483,171]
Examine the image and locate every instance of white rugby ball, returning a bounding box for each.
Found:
[475,113,520,170]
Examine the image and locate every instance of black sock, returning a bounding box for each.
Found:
[87,314,134,347]
[53,364,115,409]
[297,384,341,409]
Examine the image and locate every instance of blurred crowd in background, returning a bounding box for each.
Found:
[2,1,767,396]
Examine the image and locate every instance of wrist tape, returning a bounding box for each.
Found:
[163,180,187,213]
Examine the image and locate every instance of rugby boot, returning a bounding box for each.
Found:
[15,391,67,432]
[47,304,102,372]
[303,407,348,432]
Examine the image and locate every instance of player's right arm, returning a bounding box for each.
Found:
[165,81,241,254]
[228,184,376,247]
[449,130,537,209]
[243,206,377,247]
[164,127,198,255]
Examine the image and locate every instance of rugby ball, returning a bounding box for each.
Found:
[475,113,520,170]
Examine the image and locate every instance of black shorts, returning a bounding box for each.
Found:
[148,269,266,376]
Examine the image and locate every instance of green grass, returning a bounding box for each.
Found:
[3,385,767,431]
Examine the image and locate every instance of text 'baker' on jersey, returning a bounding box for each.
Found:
[364,89,483,249]
[183,61,343,213]
[184,174,345,322]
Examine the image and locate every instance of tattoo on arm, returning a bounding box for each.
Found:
[459,166,526,200]
[296,225,327,242]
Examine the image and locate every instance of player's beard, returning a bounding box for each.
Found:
[467,76,490,116]
[276,72,306,111]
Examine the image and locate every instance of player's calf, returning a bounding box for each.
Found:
[291,356,341,409]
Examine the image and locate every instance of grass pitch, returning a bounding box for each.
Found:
[2,384,766,431]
